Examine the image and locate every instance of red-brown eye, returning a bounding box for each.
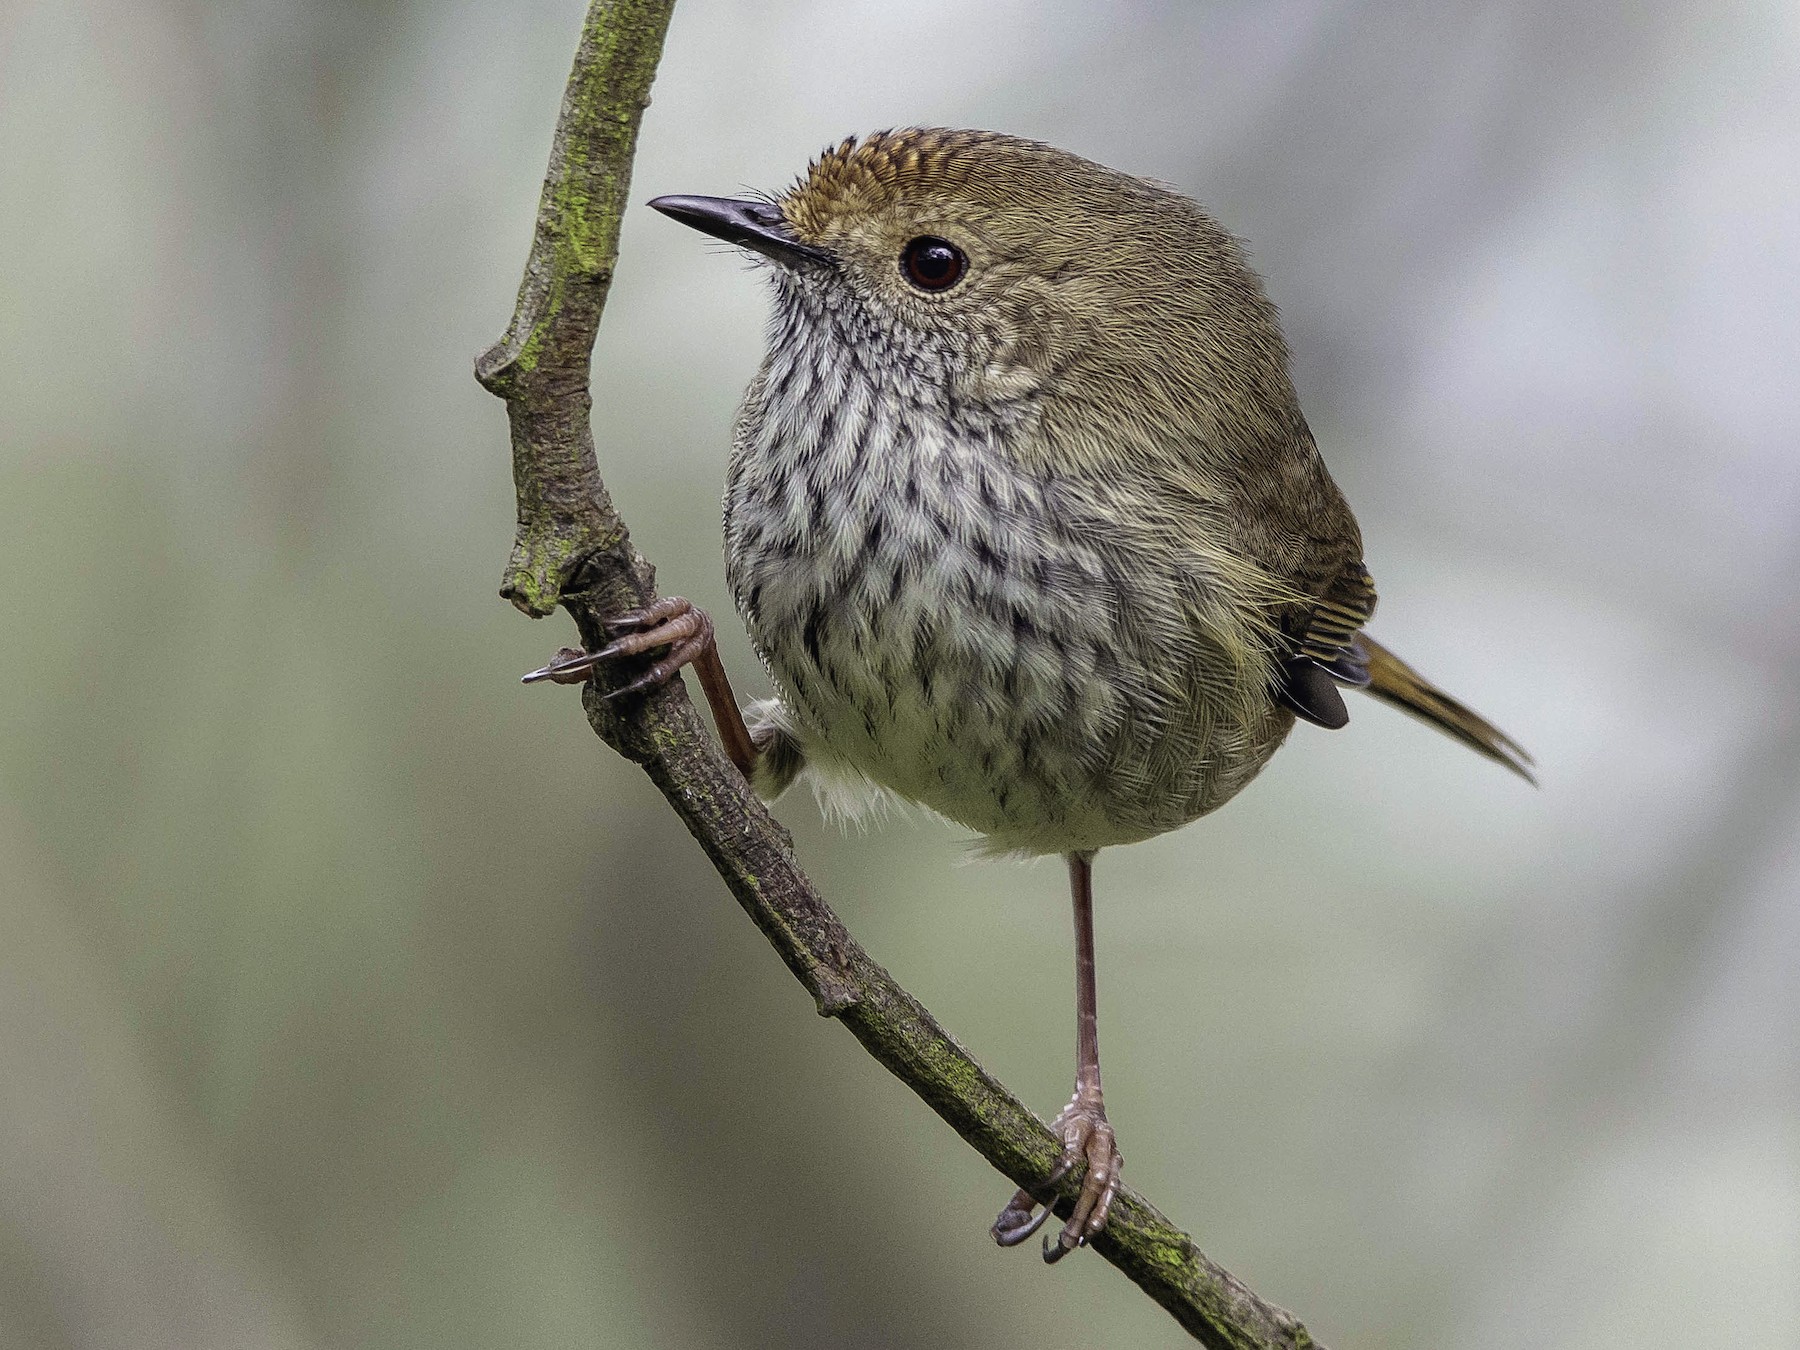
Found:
[900,236,966,292]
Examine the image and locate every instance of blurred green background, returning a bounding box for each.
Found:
[2,1,1796,1346]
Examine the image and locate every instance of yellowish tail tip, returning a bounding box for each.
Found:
[1356,634,1536,785]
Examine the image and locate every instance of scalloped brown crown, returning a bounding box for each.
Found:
[780,127,1021,236]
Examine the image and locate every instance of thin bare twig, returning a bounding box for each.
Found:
[474,4,1323,1344]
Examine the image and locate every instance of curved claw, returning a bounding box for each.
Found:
[991,1189,1056,1247]
[522,646,599,685]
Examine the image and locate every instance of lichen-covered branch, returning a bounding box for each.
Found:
[474,4,1324,1345]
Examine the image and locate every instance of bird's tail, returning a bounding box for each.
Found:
[1355,634,1535,783]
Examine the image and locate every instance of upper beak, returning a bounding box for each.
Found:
[648,194,830,266]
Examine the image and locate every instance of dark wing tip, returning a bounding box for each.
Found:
[1275,657,1351,730]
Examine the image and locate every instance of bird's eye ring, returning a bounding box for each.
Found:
[900,236,967,292]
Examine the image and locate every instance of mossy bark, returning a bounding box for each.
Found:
[476,4,1325,1345]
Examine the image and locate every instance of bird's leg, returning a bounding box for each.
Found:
[521,596,760,779]
[991,851,1122,1261]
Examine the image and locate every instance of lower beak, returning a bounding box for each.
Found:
[648,195,829,266]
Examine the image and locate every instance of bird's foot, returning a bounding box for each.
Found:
[991,1089,1121,1262]
[521,596,714,698]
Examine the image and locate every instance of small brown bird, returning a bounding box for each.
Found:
[527,129,1532,1260]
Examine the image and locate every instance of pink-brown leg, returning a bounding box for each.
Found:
[991,851,1123,1261]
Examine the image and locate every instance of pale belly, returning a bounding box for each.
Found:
[724,399,1289,855]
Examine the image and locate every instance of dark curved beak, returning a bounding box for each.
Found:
[648,194,829,266]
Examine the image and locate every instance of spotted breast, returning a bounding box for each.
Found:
[723,267,1291,856]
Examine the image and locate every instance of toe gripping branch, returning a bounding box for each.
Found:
[522,596,760,780]
[991,1093,1123,1263]
[522,595,709,696]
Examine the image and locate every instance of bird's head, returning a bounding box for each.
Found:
[651,129,1296,460]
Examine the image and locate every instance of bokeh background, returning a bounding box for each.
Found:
[3,1,1796,1346]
